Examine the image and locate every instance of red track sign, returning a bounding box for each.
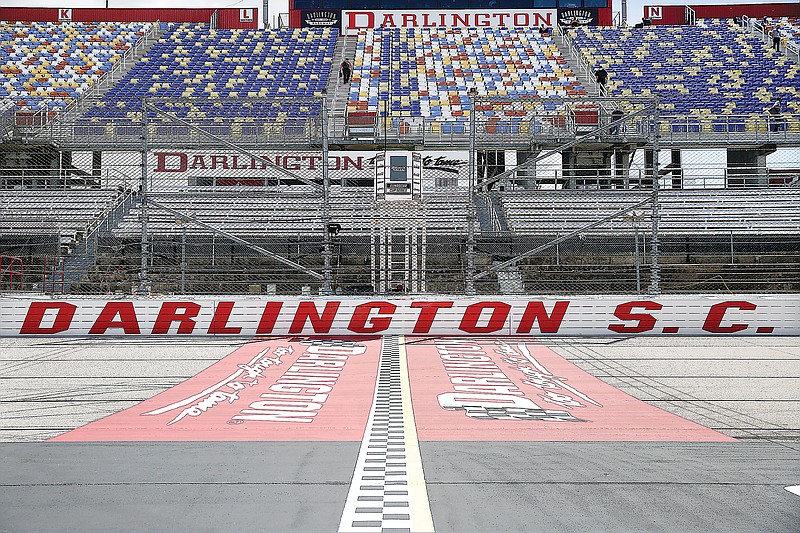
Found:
[405,338,734,441]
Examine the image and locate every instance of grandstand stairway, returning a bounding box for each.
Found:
[61,189,137,292]
[553,27,599,97]
[326,34,357,134]
[475,194,511,233]
[475,195,494,232]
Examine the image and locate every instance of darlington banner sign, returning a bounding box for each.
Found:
[1,296,798,337]
[148,150,469,188]
[342,9,557,35]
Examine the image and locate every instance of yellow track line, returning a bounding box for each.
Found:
[398,334,435,532]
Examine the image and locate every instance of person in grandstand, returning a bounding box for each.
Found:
[768,98,784,132]
[771,29,781,51]
[595,67,609,95]
[610,108,624,135]
[340,58,352,84]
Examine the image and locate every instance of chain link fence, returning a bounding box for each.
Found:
[2,96,798,296]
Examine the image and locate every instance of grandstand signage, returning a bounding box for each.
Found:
[300,10,341,29]
[239,8,254,22]
[58,8,72,21]
[3,296,798,337]
[557,8,598,26]
[149,150,469,188]
[342,10,556,35]
[644,6,662,20]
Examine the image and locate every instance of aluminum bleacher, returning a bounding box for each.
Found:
[111,189,472,238]
[0,189,120,238]
[499,188,800,235]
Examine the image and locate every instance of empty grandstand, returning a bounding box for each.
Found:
[567,19,799,118]
[1,7,799,297]
[1,21,154,118]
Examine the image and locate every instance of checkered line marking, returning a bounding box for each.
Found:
[339,336,433,533]
[447,405,586,422]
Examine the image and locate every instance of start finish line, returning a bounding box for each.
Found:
[1,296,798,337]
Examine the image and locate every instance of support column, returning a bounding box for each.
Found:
[613,149,630,188]
[138,100,150,296]
[670,149,682,189]
[92,151,102,188]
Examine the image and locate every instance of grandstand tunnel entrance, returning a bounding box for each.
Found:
[562,145,642,189]
[0,145,103,189]
[727,146,776,187]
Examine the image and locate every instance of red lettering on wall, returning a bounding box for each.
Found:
[348,302,396,333]
[207,301,242,335]
[155,152,188,172]
[516,301,569,334]
[151,302,201,334]
[608,301,662,333]
[211,155,229,170]
[411,301,453,334]
[20,302,76,334]
[702,301,756,333]
[255,302,283,334]
[289,301,341,334]
[89,302,140,335]
[402,13,417,26]
[459,302,510,333]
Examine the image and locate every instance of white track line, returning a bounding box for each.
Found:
[339,335,434,533]
[785,486,800,497]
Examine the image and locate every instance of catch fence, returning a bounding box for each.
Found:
[1,96,798,296]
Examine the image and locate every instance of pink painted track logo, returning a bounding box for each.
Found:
[406,338,735,442]
[50,337,381,442]
[436,340,602,422]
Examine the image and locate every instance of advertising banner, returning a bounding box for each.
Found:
[342,9,557,35]
[51,337,381,441]
[147,149,469,189]
[300,9,341,29]
[405,338,734,441]
[3,296,798,337]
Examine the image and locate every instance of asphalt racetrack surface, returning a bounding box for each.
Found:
[1,336,799,532]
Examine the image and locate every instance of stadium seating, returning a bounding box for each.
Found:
[113,189,470,237]
[500,189,800,235]
[347,27,583,122]
[568,19,799,117]
[83,24,337,122]
[0,21,151,115]
[0,189,120,236]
